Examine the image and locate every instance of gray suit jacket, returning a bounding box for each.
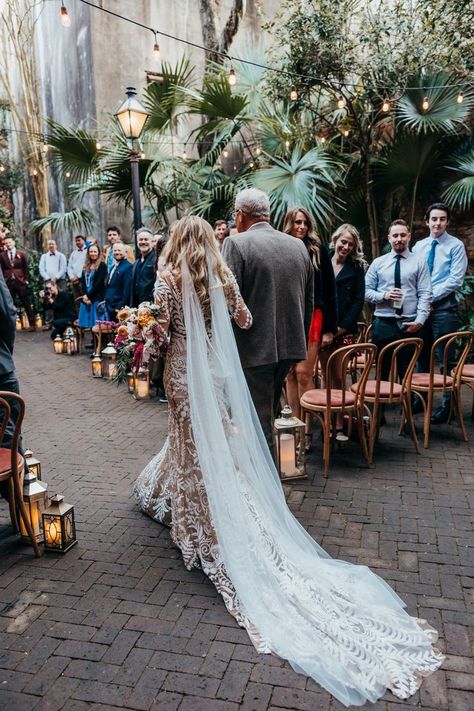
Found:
[0,269,16,375]
[222,223,314,368]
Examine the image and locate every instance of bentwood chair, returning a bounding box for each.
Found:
[454,362,474,419]
[354,338,423,463]
[0,392,41,557]
[410,331,474,448]
[300,343,376,478]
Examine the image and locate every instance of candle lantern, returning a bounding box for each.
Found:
[91,354,103,377]
[127,372,135,393]
[16,316,22,330]
[35,314,43,329]
[134,367,150,399]
[62,331,72,355]
[53,335,63,354]
[42,494,77,553]
[101,343,117,380]
[20,470,48,544]
[274,405,307,481]
[24,448,42,480]
[21,310,29,329]
[63,327,78,355]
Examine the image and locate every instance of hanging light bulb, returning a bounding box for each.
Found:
[32,168,38,176]
[182,146,187,160]
[140,151,146,160]
[65,171,70,178]
[255,146,261,155]
[285,139,290,149]
[382,98,391,112]
[60,2,71,27]
[0,165,5,173]
[343,129,350,137]
[337,95,346,109]
[223,148,229,158]
[153,32,160,60]
[320,136,326,144]
[249,161,254,169]
[457,91,464,104]
[96,141,101,150]
[228,67,236,86]
[290,85,298,101]
[422,96,430,111]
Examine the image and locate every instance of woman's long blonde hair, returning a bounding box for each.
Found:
[282,206,321,268]
[162,215,231,313]
[330,223,367,268]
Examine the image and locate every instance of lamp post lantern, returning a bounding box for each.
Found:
[114,87,149,253]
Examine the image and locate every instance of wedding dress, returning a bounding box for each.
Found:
[134,261,443,707]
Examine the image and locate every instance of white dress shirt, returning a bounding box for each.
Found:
[365,248,432,324]
[39,250,67,281]
[67,247,87,280]
[412,231,467,303]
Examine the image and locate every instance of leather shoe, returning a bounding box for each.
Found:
[430,406,450,425]
[411,394,424,414]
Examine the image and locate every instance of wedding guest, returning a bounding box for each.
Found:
[214,219,229,251]
[77,244,107,329]
[103,226,134,272]
[105,242,133,321]
[319,224,366,436]
[366,219,431,382]
[49,282,76,340]
[39,239,67,290]
[412,202,468,423]
[0,237,36,331]
[223,189,313,454]
[129,228,156,307]
[283,206,337,452]
[67,234,87,305]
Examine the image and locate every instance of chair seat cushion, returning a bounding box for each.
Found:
[356,380,403,397]
[302,389,356,407]
[412,373,453,388]
[92,324,114,333]
[460,364,474,379]
[0,448,24,479]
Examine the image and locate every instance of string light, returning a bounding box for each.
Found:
[140,151,146,159]
[337,96,346,109]
[96,141,101,150]
[182,146,187,160]
[249,161,254,168]
[343,129,350,137]
[65,171,71,178]
[228,67,236,86]
[32,169,38,176]
[41,143,48,153]
[457,91,464,104]
[382,98,391,112]
[255,146,261,155]
[0,165,5,173]
[290,85,298,101]
[60,2,71,27]
[422,96,430,110]
[153,32,160,60]
[320,136,326,143]
[285,139,290,148]
[223,148,229,158]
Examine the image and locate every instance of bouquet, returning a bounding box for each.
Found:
[113,302,168,383]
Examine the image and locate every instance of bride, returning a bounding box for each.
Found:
[134,215,443,707]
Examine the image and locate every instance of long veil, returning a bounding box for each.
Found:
[181,259,443,707]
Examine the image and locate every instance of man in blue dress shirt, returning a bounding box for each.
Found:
[412,203,468,423]
[366,219,432,383]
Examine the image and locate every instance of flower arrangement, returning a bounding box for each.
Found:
[113,302,168,383]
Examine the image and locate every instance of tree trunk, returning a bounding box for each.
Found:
[365,158,379,259]
[199,0,244,65]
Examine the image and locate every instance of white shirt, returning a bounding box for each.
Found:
[412,231,467,303]
[39,251,67,281]
[67,247,87,280]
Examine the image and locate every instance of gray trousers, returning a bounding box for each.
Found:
[243,359,294,457]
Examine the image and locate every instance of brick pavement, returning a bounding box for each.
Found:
[0,331,473,711]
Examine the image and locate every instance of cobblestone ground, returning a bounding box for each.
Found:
[0,331,473,711]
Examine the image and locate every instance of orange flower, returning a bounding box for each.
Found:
[117,308,131,322]
[117,325,129,338]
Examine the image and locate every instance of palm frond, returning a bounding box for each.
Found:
[442,142,474,210]
[29,208,96,235]
[143,56,195,134]
[45,119,100,183]
[186,74,248,120]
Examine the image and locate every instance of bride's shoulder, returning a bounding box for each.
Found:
[159,268,181,291]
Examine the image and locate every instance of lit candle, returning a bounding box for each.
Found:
[279,433,296,476]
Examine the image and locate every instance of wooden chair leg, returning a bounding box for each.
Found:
[368,401,378,463]
[7,478,19,532]
[356,407,370,466]
[403,394,420,454]
[323,414,331,478]
[455,388,468,442]
[424,389,434,449]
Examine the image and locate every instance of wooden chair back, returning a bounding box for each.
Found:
[431,331,473,391]
[323,343,376,415]
[374,337,423,401]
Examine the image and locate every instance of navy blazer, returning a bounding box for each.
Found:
[334,259,365,334]
[105,259,133,314]
[129,251,155,307]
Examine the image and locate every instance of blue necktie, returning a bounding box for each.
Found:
[427,239,438,274]
[394,255,403,315]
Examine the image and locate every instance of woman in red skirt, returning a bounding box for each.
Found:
[283,207,337,451]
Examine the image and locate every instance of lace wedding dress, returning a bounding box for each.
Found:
[134,263,443,707]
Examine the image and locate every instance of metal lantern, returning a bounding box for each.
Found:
[53,335,63,354]
[42,494,77,553]
[274,405,307,481]
[134,367,150,399]
[24,449,42,480]
[114,87,149,140]
[91,354,103,378]
[63,327,78,355]
[20,310,29,329]
[101,343,117,379]
[20,470,48,544]
[16,316,22,330]
[35,314,43,329]
[127,372,135,393]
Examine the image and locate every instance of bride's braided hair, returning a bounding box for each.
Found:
[162,215,231,314]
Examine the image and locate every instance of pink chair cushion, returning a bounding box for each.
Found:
[460,364,474,379]
[0,448,24,479]
[411,373,453,388]
[358,380,403,397]
[302,389,356,407]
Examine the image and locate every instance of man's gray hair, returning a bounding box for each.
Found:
[136,227,153,239]
[235,188,270,218]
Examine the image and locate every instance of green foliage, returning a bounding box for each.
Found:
[29,207,96,235]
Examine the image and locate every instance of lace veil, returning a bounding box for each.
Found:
[181,258,443,707]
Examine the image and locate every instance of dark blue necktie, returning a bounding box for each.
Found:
[394,255,403,315]
[427,239,438,274]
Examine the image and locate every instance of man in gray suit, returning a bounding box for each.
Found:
[223,188,313,454]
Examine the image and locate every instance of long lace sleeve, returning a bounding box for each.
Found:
[154,275,173,333]
[224,270,252,330]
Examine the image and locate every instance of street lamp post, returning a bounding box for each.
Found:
[114,87,150,253]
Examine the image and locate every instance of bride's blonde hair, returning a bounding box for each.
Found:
[162,215,231,312]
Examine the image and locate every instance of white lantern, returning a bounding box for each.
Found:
[274,405,307,481]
